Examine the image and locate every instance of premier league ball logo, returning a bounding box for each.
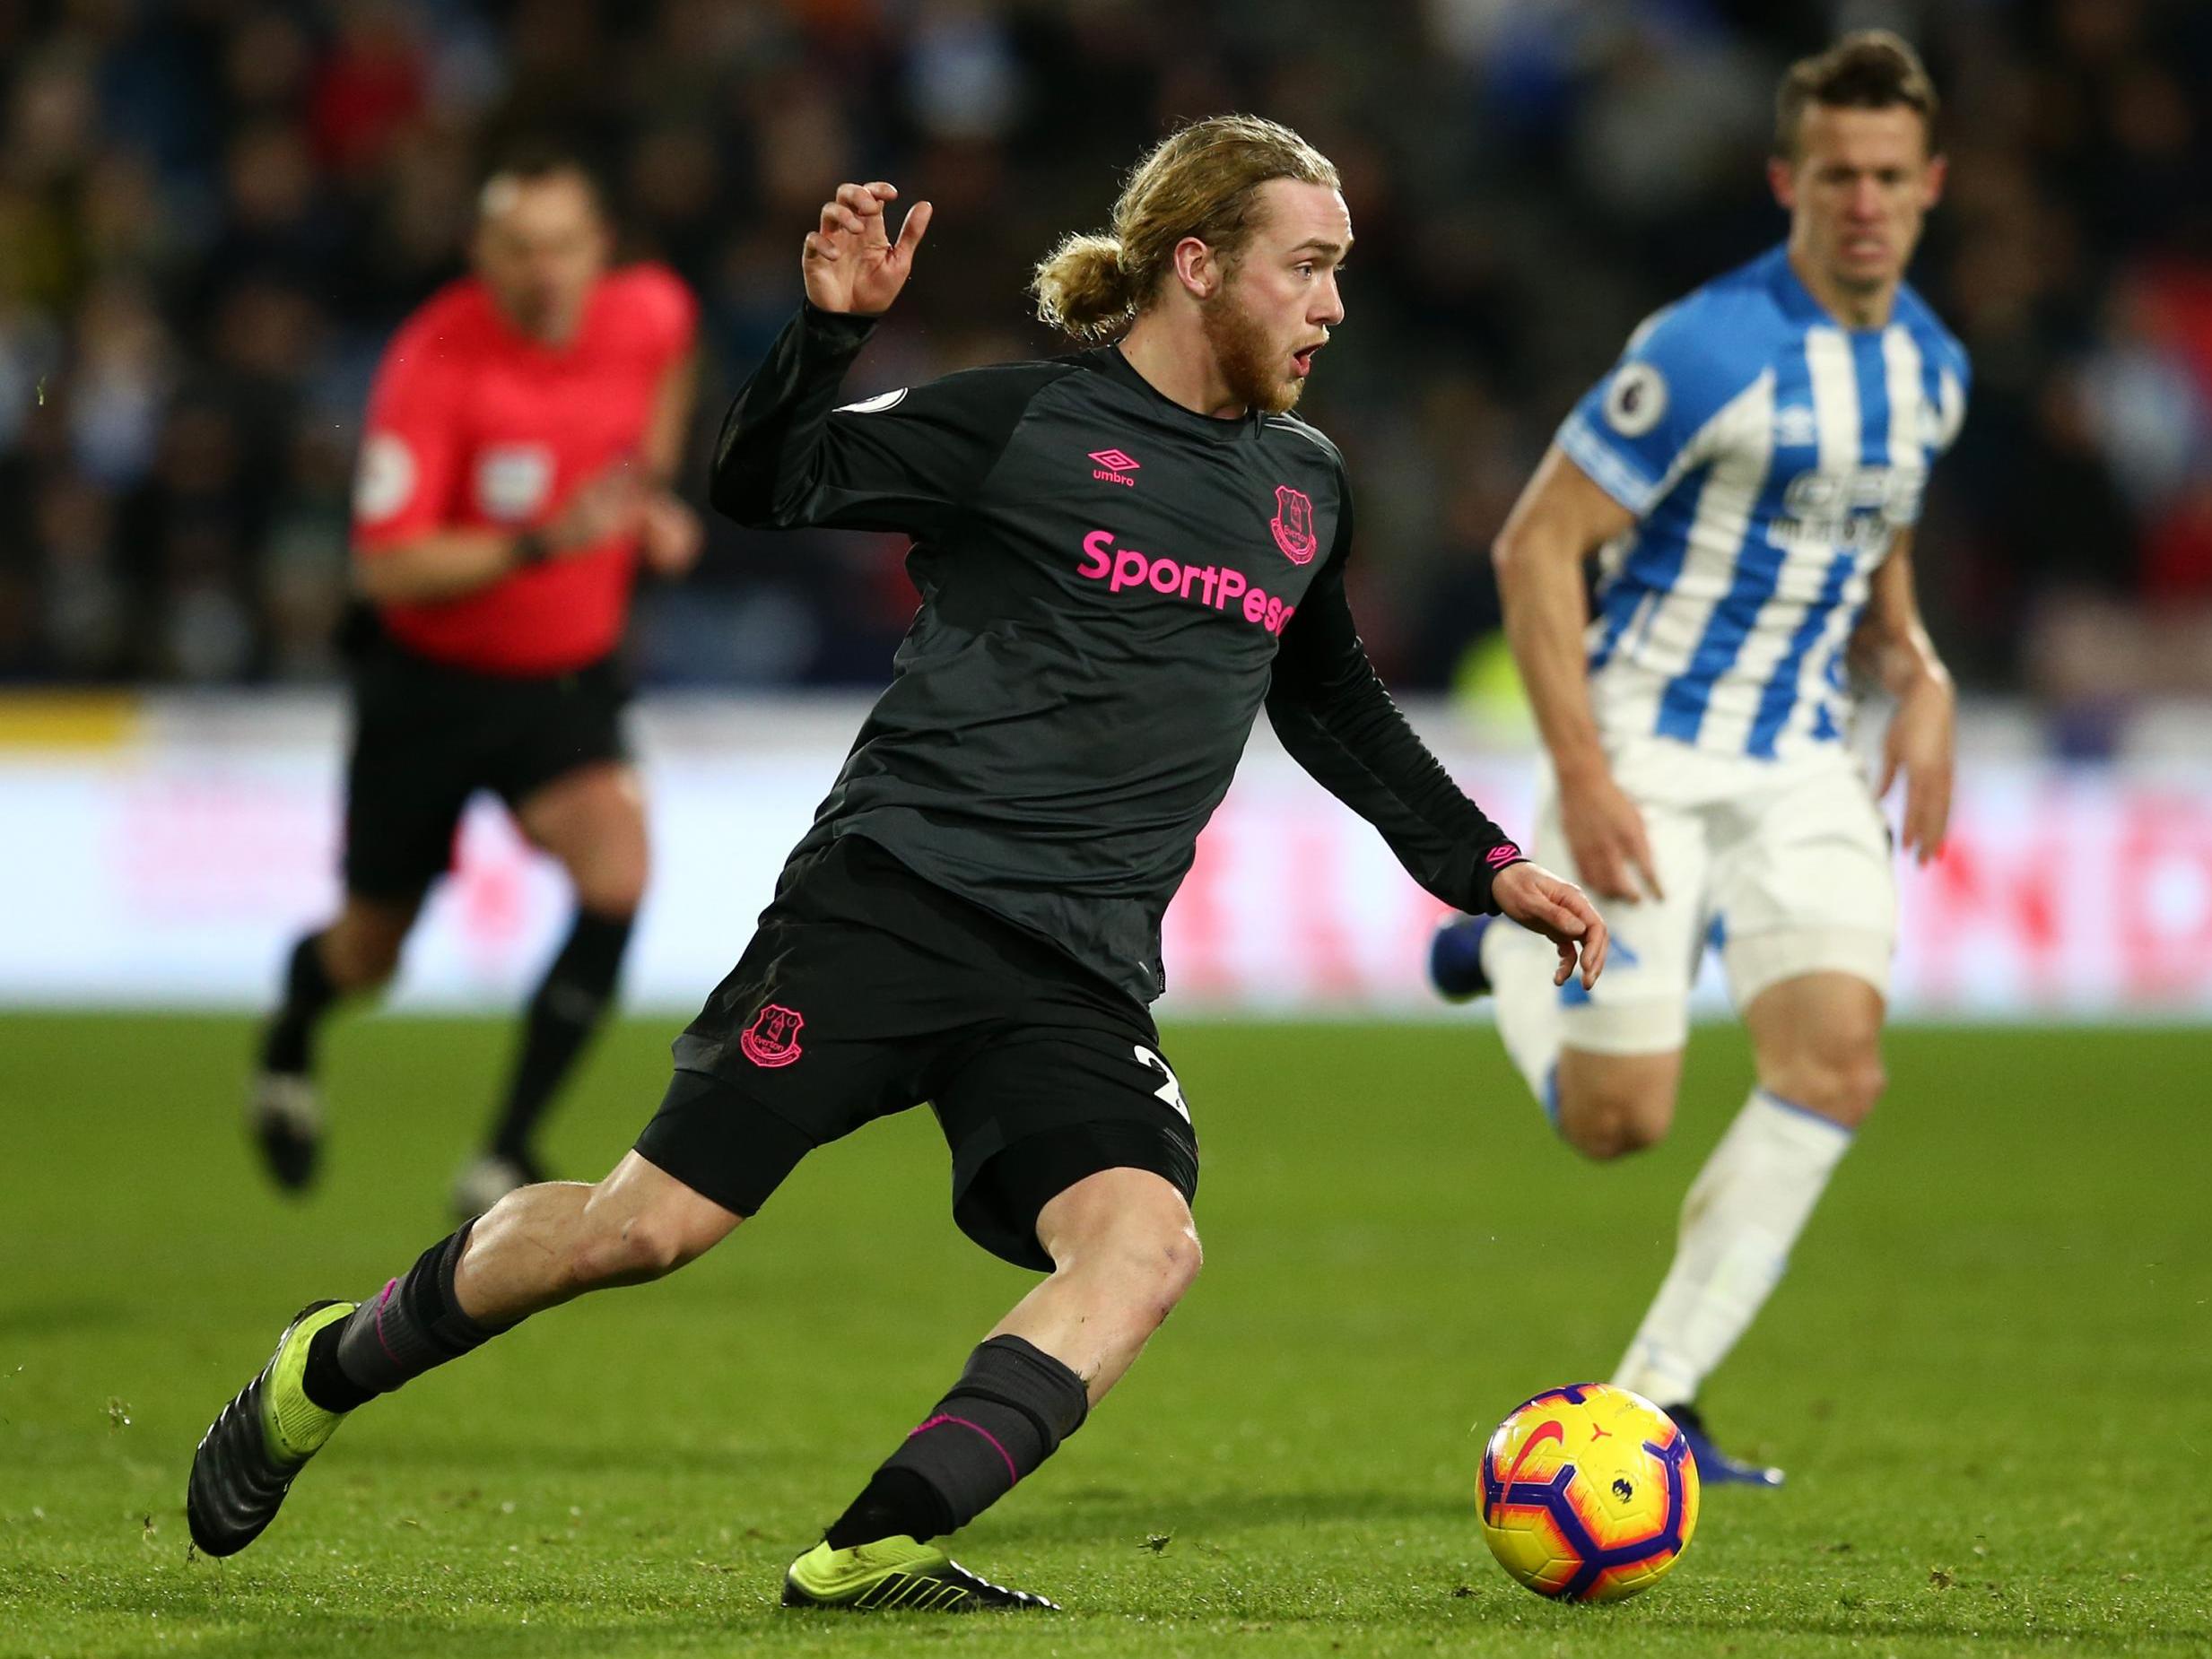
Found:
[739,1003,806,1068]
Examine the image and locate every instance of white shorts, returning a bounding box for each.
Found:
[1489,739,1895,1055]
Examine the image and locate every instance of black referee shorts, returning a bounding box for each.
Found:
[341,640,631,903]
[635,835,1201,1272]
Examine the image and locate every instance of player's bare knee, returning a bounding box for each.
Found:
[569,1215,682,1288]
[1765,1037,1885,1131]
[1152,1218,1203,1309]
[619,1212,698,1279]
[1055,1203,1200,1331]
[1847,1047,1886,1121]
[579,871,645,919]
[1566,1116,1661,1161]
[1798,1053,1885,1130]
[1107,1212,1199,1289]
[1554,1051,1680,1161]
[1117,1220,1199,1332]
[323,949,388,994]
[560,832,645,914]
[325,928,403,990]
[566,1189,710,1286]
[1558,1091,1672,1161]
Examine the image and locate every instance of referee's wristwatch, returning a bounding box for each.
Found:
[512,528,553,568]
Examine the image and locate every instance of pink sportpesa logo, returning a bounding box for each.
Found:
[1076,529,1297,636]
[1485,843,1521,868]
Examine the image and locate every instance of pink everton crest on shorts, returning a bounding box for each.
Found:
[1271,485,1318,565]
[1485,843,1522,868]
[739,1003,806,1068]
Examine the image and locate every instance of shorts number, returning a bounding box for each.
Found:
[1133,1045,1190,1123]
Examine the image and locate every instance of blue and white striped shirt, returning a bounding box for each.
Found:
[1557,244,1969,761]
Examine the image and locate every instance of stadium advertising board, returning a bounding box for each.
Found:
[0,698,2207,1020]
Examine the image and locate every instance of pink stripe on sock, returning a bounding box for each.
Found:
[372,1277,400,1364]
[908,1412,1020,1485]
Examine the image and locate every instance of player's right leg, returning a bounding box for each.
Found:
[252,642,473,1192]
[778,856,1204,1612]
[786,1166,1201,1611]
[251,891,420,1190]
[186,1150,745,1556]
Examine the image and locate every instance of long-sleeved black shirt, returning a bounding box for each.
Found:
[711,302,1522,1004]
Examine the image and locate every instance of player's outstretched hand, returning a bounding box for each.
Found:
[1556,764,1663,903]
[1492,862,1609,990]
[803,182,932,317]
[1878,669,1955,864]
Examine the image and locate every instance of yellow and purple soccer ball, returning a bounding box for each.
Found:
[1478,1383,1700,1603]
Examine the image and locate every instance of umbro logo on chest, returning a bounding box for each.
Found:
[1089,447,1140,487]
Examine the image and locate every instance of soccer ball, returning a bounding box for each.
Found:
[1478,1383,1700,1603]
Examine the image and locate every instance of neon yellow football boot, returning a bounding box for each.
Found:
[186,1299,356,1555]
[781,1535,1058,1611]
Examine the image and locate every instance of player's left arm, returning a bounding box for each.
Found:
[1266,507,1606,987]
[1852,527,1955,864]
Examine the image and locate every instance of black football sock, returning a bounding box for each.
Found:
[823,1335,1090,1548]
[260,930,342,1076]
[485,908,633,1164]
[312,1222,519,1403]
[300,1320,375,1414]
[823,1467,954,1550]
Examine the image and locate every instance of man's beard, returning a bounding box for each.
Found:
[1201,286,1302,415]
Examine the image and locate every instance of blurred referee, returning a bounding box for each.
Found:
[251,151,701,1217]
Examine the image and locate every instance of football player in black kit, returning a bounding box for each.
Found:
[187,116,1608,1611]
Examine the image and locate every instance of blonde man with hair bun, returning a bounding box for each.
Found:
[1033,114,1341,344]
[188,115,1605,1615]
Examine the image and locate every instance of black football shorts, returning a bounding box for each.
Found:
[341,641,631,903]
[634,834,1201,1272]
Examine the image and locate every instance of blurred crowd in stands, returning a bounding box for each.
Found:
[2,0,2209,732]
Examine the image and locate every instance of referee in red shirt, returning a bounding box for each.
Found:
[252,152,701,1217]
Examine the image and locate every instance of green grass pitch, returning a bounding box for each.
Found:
[2,1012,2207,1657]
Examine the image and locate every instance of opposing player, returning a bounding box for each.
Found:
[189,117,1606,1611]
[250,152,701,1217]
[1428,33,1966,1483]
